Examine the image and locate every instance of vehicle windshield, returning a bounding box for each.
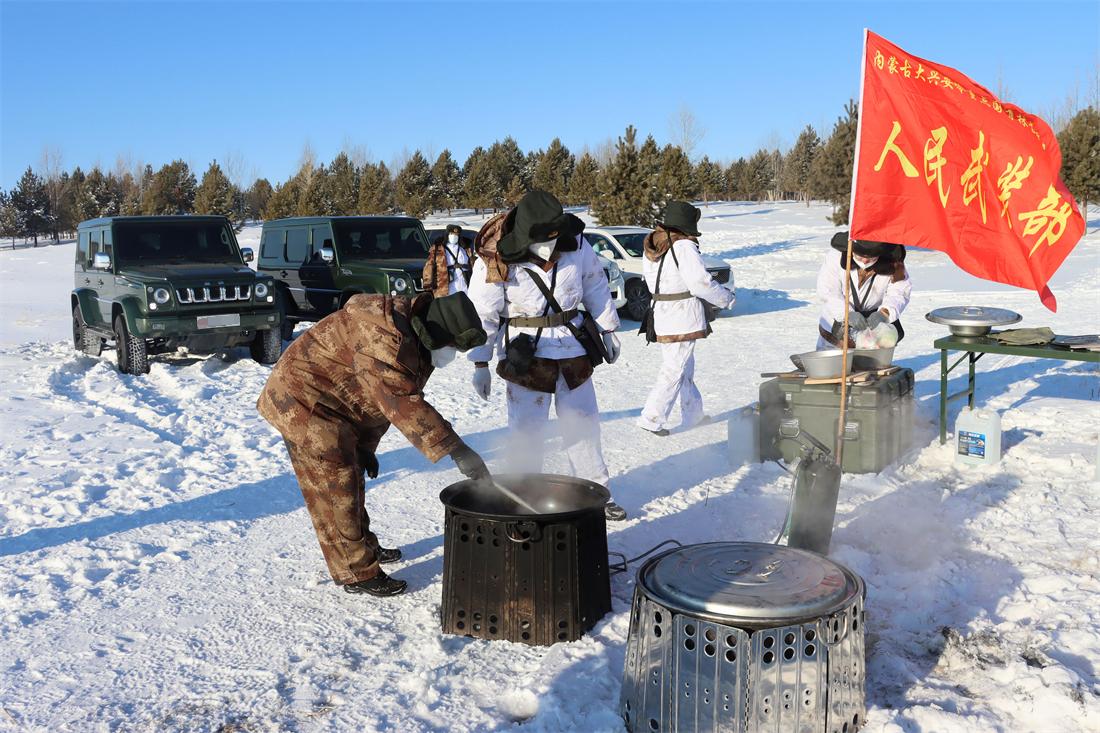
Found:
[333,220,429,260]
[114,221,241,265]
[615,233,649,258]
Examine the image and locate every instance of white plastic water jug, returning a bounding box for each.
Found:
[727,404,760,468]
[955,407,1002,466]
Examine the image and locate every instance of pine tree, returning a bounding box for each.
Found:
[1057,106,1099,212]
[194,160,238,220]
[395,151,433,218]
[462,147,497,213]
[807,100,858,225]
[245,178,273,220]
[593,125,656,227]
[532,138,574,201]
[298,164,332,216]
[0,189,17,247]
[724,158,747,200]
[655,144,695,205]
[567,153,600,206]
[487,137,525,210]
[143,160,197,215]
[695,156,726,206]
[81,167,119,218]
[265,178,301,220]
[357,162,395,214]
[780,125,822,202]
[326,153,360,216]
[430,150,462,214]
[10,167,53,245]
[638,134,662,215]
[740,150,772,201]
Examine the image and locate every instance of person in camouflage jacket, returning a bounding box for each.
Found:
[257,291,489,597]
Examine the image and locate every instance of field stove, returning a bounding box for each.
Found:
[620,542,866,733]
[439,473,612,646]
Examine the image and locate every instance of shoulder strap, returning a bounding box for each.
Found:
[850,272,877,312]
[522,264,562,314]
[653,251,668,297]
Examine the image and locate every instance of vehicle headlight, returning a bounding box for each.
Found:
[608,261,622,278]
[390,276,409,293]
[152,287,171,304]
[255,282,269,298]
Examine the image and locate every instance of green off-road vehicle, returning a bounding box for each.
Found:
[71,216,283,375]
[258,216,431,338]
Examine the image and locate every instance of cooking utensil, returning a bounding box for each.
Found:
[926,306,1022,337]
[793,349,855,379]
[851,346,894,371]
[789,353,805,371]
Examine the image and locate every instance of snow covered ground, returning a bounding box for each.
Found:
[1,201,1098,732]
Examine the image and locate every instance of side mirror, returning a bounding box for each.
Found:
[93,252,112,271]
[240,247,254,263]
[320,245,335,263]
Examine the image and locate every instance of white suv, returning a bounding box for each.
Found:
[584,226,733,320]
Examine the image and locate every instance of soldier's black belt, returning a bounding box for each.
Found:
[652,292,693,301]
[509,309,579,328]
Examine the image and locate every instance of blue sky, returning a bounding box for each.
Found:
[1,1,1097,189]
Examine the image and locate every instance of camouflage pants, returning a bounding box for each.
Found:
[284,437,381,585]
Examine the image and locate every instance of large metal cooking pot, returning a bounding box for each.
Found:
[439,473,612,646]
[439,473,609,521]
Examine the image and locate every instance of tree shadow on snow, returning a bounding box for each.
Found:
[834,473,1027,714]
[0,475,303,557]
[709,236,814,261]
[729,288,809,316]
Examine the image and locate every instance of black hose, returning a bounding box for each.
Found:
[609,539,684,576]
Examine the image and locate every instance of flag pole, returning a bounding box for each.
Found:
[835,28,870,467]
[836,238,854,465]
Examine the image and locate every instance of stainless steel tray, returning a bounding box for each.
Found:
[926,306,1021,337]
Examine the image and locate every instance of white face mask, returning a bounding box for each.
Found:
[447,234,460,245]
[854,256,878,270]
[430,346,457,369]
[528,239,557,262]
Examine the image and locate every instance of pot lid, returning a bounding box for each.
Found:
[638,542,863,626]
[926,306,1022,328]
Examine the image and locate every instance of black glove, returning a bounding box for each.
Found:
[866,310,887,329]
[451,442,490,480]
[364,453,379,479]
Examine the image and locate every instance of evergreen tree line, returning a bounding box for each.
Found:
[2,105,1097,246]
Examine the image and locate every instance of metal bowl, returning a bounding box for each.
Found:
[794,349,855,379]
[439,473,609,521]
[852,347,894,371]
[926,306,1022,337]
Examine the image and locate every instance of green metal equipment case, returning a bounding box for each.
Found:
[759,368,915,473]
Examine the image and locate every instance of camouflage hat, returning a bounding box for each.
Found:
[657,201,702,237]
[411,292,488,351]
[497,190,582,263]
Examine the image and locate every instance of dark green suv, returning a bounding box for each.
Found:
[258,216,430,337]
[71,216,283,375]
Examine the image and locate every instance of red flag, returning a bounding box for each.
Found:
[849,30,1085,311]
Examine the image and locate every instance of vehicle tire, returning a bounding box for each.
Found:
[623,279,651,322]
[73,305,102,356]
[250,328,282,364]
[114,315,149,375]
[277,291,295,341]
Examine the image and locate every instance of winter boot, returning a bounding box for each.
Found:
[605,501,628,522]
[377,547,402,564]
[343,570,407,597]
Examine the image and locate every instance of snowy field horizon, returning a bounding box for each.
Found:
[1,200,1098,731]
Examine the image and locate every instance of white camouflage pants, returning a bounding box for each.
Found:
[505,374,610,487]
[638,340,704,432]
